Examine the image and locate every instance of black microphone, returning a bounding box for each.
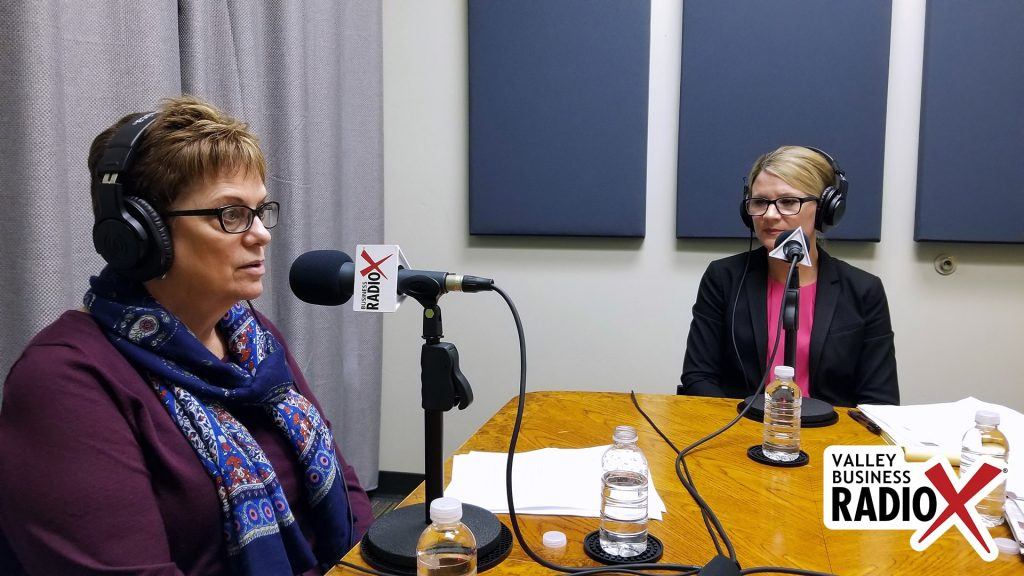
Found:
[773,229,806,263]
[289,249,494,306]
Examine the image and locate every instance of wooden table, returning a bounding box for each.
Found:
[331,392,1023,575]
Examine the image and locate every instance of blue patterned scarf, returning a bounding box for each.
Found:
[85,268,352,575]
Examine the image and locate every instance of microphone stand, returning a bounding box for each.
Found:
[782,258,800,371]
[360,279,511,574]
[418,300,471,522]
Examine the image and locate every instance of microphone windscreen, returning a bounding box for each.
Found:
[773,229,799,250]
[289,250,355,306]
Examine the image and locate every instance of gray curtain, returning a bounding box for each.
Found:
[0,0,384,488]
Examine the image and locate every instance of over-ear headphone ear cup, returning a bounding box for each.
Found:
[122,196,173,281]
[828,191,846,227]
[815,185,847,232]
[740,199,753,230]
[93,208,148,270]
[815,186,833,232]
[740,183,753,230]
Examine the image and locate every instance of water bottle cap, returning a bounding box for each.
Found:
[994,537,1020,555]
[429,497,463,523]
[975,410,1000,426]
[612,425,638,444]
[774,365,795,380]
[542,531,567,548]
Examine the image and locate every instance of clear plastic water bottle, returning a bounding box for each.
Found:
[762,365,801,462]
[599,425,649,557]
[960,410,1010,527]
[416,497,477,576]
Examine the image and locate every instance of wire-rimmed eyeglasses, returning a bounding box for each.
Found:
[164,201,280,234]
[743,196,818,216]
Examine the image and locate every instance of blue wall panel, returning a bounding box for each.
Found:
[915,0,1024,243]
[676,0,891,241]
[469,0,650,237]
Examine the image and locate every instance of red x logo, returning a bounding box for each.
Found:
[915,461,1002,554]
[360,249,393,278]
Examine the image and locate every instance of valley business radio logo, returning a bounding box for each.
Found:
[824,446,1006,561]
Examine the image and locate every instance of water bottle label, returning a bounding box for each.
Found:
[823,446,1007,562]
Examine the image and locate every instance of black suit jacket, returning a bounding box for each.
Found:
[678,247,899,407]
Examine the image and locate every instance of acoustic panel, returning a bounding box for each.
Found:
[469,0,650,237]
[676,0,891,240]
[915,0,1024,243]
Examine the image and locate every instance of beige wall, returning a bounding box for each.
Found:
[380,0,1024,473]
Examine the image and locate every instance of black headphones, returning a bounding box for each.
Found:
[740,146,848,233]
[92,111,175,281]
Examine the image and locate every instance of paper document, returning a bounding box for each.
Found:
[858,397,1022,498]
[443,446,667,520]
[1006,496,1024,554]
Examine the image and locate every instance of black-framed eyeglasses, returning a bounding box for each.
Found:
[164,201,280,233]
[743,196,819,217]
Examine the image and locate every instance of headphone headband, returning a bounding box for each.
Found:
[94,112,159,221]
[802,146,846,194]
[95,112,159,177]
[92,110,174,281]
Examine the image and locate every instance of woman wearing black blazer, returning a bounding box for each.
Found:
[679,146,898,407]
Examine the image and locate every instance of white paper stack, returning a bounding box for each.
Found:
[858,397,1022,499]
[443,446,667,520]
[1006,497,1024,554]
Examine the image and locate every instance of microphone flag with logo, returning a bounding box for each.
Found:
[353,245,408,312]
[768,228,812,267]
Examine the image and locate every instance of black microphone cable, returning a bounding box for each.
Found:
[649,254,795,566]
[680,232,757,559]
[730,233,757,422]
[493,285,702,576]
[636,232,762,564]
[661,231,757,561]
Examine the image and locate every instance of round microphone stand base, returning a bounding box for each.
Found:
[360,503,513,575]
